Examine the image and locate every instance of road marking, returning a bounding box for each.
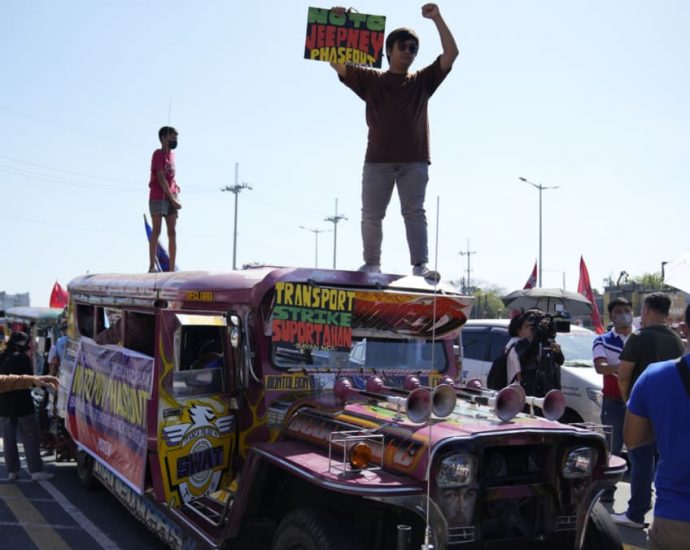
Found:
[0,483,70,550]
[38,480,122,550]
[0,520,83,530]
[623,545,646,550]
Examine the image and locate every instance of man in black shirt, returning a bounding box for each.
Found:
[612,293,684,529]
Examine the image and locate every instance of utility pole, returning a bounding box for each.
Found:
[519,177,559,287]
[459,239,476,294]
[299,226,331,268]
[221,163,252,270]
[324,198,347,269]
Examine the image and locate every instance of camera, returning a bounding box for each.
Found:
[528,312,570,343]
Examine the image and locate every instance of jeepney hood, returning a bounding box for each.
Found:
[283,397,595,482]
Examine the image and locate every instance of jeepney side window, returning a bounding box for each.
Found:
[94,307,123,346]
[172,325,226,397]
[124,312,155,356]
[76,304,95,338]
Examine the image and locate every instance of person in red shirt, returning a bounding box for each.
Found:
[592,297,633,502]
[148,126,181,272]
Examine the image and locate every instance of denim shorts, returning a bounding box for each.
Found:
[149,198,178,217]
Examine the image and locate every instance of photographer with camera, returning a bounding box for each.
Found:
[517,309,565,398]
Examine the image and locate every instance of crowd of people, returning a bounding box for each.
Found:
[492,293,690,549]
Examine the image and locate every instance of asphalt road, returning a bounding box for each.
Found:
[0,441,166,550]
[0,440,653,550]
[607,468,654,550]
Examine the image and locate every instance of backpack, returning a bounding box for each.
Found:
[487,343,517,390]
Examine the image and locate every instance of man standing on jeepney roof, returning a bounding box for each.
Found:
[148,126,181,273]
[330,4,458,277]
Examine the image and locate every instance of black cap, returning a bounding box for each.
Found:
[8,331,29,351]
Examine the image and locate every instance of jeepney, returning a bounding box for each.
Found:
[4,306,63,375]
[60,267,625,550]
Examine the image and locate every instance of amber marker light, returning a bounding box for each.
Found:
[349,442,372,470]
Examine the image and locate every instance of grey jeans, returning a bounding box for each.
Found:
[361,162,429,266]
[1,414,44,474]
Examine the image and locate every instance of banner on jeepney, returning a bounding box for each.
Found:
[66,339,154,494]
[272,282,355,352]
[304,7,386,67]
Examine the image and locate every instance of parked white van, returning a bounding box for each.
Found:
[460,319,603,424]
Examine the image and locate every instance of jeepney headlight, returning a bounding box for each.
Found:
[437,453,475,487]
[562,447,597,478]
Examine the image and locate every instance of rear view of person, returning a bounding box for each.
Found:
[0,332,54,481]
[623,303,690,548]
[613,292,685,528]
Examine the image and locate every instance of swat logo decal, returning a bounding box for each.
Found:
[161,403,234,504]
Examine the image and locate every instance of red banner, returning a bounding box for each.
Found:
[577,256,605,334]
[49,281,68,308]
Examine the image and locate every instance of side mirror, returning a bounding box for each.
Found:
[228,315,240,349]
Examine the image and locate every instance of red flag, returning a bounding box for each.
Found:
[509,261,539,317]
[577,256,605,334]
[49,281,68,308]
[523,261,538,289]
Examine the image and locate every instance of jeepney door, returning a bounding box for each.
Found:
[156,311,238,508]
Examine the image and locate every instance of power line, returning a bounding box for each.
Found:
[0,153,141,186]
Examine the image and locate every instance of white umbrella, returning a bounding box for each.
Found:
[664,252,690,294]
[502,287,593,316]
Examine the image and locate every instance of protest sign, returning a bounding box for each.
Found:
[304,6,386,67]
[272,282,356,352]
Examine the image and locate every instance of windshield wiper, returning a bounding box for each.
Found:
[274,347,314,364]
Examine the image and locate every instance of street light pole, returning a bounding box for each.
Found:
[299,226,330,267]
[222,162,252,270]
[324,198,347,269]
[519,177,559,287]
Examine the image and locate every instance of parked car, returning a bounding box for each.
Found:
[460,319,603,424]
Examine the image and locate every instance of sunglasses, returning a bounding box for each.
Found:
[397,43,418,55]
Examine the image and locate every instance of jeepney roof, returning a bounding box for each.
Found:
[5,306,63,324]
[67,267,467,308]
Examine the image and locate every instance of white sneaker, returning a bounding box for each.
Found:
[412,264,430,276]
[7,472,19,481]
[413,264,441,283]
[31,471,54,481]
[609,512,644,529]
[358,264,381,273]
[147,266,160,273]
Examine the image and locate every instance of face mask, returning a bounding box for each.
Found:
[168,139,178,150]
[613,312,633,328]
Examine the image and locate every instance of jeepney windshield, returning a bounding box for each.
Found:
[269,283,470,372]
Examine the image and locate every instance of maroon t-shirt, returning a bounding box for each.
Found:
[340,56,450,163]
